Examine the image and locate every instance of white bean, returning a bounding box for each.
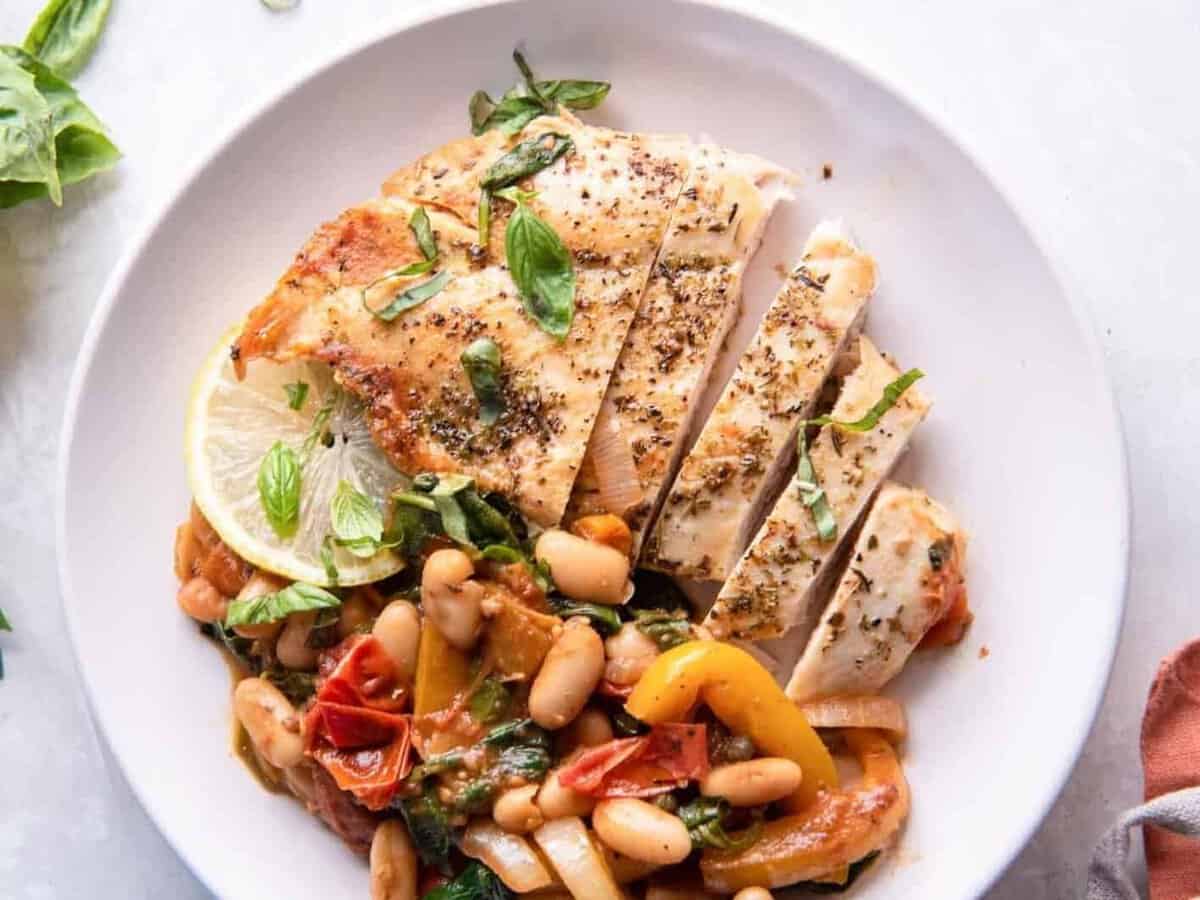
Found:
[733,888,775,900]
[372,600,421,682]
[701,758,803,807]
[493,784,545,834]
[421,548,484,650]
[534,530,631,605]
[603,623,660,686]
[370,820,417,900]
[592,798,692,866]
[177,576,226,624]
[529,618,604,730]
[233,677,304,769]
[536,767,596,820]
[566,707,614,749]
[275,610,319,671]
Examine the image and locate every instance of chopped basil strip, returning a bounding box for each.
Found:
[497,189,575,340]
[225,582,340,627]
[468,50,610,135]
[797,431,837,542]
[330,480,386,558]
[429,474,475,545]
[364,270,451,322]
[320,534,339,585]
[469,677,511,724]
[633,608,691,650]
[409,205,438,262]
[300,390,337,460]
[477,189,492,248]
[552,601,621,635]
[257,441,300,538]
[283,380,308,410]
[806,369,924,432]
[461,337,505,425]
[399,789,454,873]
[481,132,574,191]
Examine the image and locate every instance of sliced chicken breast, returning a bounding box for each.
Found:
[703,337,931,641]
[643,222,876,580]
[785,482,968,701]
[233,115,691,526]
[563,145,792,551]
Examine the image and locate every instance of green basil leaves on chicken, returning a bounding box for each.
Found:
[461,337,505,425]
[469,49,610,135]
[496,187,575,340]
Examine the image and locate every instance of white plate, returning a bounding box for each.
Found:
[57,2,1128,898]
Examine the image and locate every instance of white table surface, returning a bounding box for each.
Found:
[0,0,1190,896]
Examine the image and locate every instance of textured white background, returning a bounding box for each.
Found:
[0,0,1191,896]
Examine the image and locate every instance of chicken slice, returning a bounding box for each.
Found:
[703,337,931,641]
[233,115,691,526]
[563,145,792,551]
[643,222,876,580]
[785,482,968,701]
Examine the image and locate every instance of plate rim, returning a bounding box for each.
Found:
[54,1,1131,897]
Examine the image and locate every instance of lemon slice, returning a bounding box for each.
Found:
[185,325,405,586]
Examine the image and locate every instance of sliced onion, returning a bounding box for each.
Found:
[798,695,908,743]
[532,817,625,900]
[460,820,555,894]
[585,407,643,517]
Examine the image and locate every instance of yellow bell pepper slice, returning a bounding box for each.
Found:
[625,641,837,810]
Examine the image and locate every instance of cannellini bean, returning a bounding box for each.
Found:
[592,798,691,866]
[200,540,251,597]
[177,576,226,623]
[529,617,604,729]
[421,548,484,650]
[275,611,319,671]
[569,514,633,557]
[232,572,287,639]
[370,819,418,900]
[701,758,804,807]
[493,784,545,834]
[566,707,614,749]
[372,600,420,682]
[534,530,630,605]
[233,677,304,769]
[603,623,660,686]
[733,888,774,900]
[173,523,201,580]
[536,766,596,820]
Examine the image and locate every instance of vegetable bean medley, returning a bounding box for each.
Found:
[175,47,974,900]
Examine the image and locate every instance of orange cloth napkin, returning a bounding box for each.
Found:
[1142,640,1200,899]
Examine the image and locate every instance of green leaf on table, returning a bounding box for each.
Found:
[23,0,112,78]
[257,441,300,538]
[497,189,575,340]
[225,582,340,627]
[460,337,505,426]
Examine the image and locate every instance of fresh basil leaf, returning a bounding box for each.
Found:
[480,544,523,565]
[461,337,505,426]
[225,582,340,627]
[501,194,575,340]
[409,205,437,262]
[330,480,384,558]
[477,189,492,248]
[469,676,511,724]
[364,270,451,322]
[511,50,546,107]
[320,534,339,585]
[537,79,610,110]
[257,441,300,538]
[470,92,545,136]
[0,52,60,205]
[797,432,836,543]
[0,608,10,631]
[551,601,622,635]
[481,132,573,192]
[283,380,308,410]
[430,474,474,545]
[392,490,438,514]
[469,89,497,134]
[806,369,925,433]
[23,0,112,78]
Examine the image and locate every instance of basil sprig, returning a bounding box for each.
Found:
[23,0,111,78]
[257,441,300,538]
[225,582,340,628]
[469,49,610,135]
[461,337,505,426]
[805,369,924,432]
[330,479,397,558]
[496,187,575,340]
[362,207,450,320]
